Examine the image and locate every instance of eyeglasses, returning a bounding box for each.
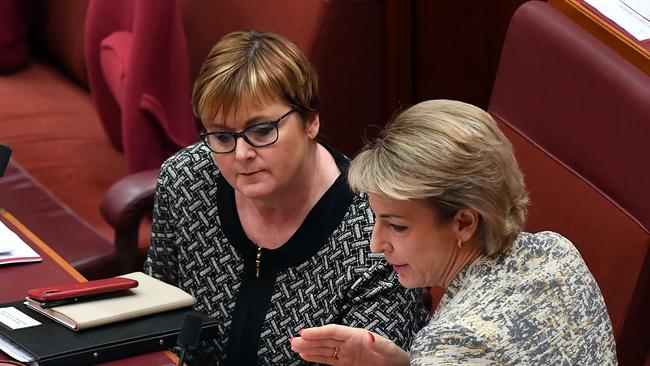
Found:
[200,109,296,154]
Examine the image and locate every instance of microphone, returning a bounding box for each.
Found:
[176,312,203,366]
[0,144,11,177]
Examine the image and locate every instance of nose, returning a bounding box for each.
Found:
[233,136,255,161]
[369,224,391,254]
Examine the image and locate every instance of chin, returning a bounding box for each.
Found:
[397,276,420,289]
[236,183,274,200]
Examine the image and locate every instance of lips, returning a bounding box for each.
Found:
[392,264,407,273]
[240,170,262,176]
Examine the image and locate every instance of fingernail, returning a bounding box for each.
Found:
[298,329,303,335]
[289,337,294,343]
[368,332,375,343]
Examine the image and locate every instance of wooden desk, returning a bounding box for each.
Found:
[0,211,179,366]
[550,0,650,75]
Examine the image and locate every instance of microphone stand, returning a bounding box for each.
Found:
[176,312,203,366]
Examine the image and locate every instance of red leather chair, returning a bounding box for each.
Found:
[85,0,199,174]
[489,2,649,364]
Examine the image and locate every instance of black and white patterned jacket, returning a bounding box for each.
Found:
[144,143,430,365]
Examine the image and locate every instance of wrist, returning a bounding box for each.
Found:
[383,340,409,366]
[367,331,410,366]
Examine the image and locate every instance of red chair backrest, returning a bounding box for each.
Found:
[489,2,649,364]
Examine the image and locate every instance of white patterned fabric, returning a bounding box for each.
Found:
[144,143,430,365]
[409,231,617,365]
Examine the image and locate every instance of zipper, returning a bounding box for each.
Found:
[255,247,262,277]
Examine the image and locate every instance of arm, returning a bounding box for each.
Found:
[291,324,410,366]
[142,164,179,283]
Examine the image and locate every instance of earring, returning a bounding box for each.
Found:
[457,238,463,248]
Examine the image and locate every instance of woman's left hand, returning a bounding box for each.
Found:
[289,324,410,366]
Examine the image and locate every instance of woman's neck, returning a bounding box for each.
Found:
[439,238,483,289]
[236,144,340,247]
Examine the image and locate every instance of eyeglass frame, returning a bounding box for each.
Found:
[200,108,296,154]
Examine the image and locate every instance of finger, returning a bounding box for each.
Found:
[291,346,339,358]
[300,324,356,341]
[290,337,340,351]
[298,352,338,365]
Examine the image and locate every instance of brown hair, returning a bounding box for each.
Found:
[192,30,319,125]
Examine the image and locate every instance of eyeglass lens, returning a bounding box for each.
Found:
[202,109,294,153]
[206,123,278,152]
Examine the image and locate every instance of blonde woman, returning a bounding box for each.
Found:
[290,100,616,365]
[144,31,428,365]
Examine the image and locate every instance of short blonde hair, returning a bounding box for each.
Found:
[192,30,319,124]
[348,99,528,255]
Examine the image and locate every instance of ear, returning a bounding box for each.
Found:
[452,208,479,242]
[304,113,320,139]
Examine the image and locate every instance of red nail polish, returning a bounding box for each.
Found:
[368,332,375,343]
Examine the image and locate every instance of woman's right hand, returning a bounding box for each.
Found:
[289,324,410,366]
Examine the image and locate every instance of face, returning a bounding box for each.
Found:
[204,95,319,201]
[368,194,459,288]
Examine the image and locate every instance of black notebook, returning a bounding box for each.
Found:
[0,300,220,366]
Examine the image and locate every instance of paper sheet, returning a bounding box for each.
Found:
[621,0,650,21]
[0,334,36,363]
[586,0,650,41]
[0,221,41,265]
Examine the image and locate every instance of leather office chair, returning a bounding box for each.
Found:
[488,2,649,364]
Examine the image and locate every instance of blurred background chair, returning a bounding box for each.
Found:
[0,0,128,279]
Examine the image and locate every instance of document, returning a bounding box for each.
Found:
[0,221,41,265]
[585,0,650,41]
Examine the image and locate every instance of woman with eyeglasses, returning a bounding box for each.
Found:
[143,30,429,365]
[290,100,616,365]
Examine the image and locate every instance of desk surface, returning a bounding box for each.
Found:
[0,211,179,366]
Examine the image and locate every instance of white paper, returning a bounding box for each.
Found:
[0,221,14,254]
[586,0,650,41]
[621,0,650,21]
[0,307,41,330]
[0,334,36,363]
[0,221,42,265]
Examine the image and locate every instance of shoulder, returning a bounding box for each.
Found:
[432,231,616,363]
[159,142,215,175]
[511,231,584,271]
[331,191,374,247]
[157,142,220,192]
[516,231,575,254]
[347,191,373,219]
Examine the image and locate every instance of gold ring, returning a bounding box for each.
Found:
[333,346,340,358]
